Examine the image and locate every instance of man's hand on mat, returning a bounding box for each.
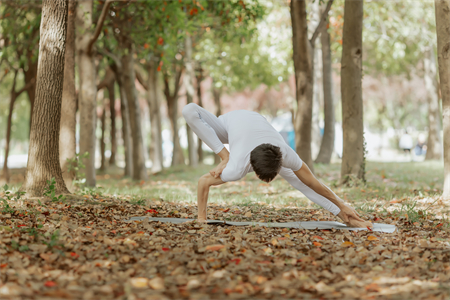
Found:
[337,204,373,228]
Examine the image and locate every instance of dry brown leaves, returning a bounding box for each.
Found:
[0,197,449,299]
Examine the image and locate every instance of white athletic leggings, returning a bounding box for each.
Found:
[182,103,341,215]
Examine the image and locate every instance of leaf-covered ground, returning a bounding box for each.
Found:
[1,162,450,299]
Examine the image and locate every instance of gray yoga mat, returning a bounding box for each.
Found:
[127,217,396,233]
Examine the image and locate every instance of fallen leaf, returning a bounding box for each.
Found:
[206,244,225,251]
[341,241,355,247]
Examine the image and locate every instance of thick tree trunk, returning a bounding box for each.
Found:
[76,0,97,187]
[107,80,117,166]
[59,0,77,189]
[184,35,198,167]
[213,87,222,165]
[424,48,443,160]
[435,0,450,200]
[112,63,133,177]
[315,10,335,164]
[121,46,147,181]
[196,68,204,163]
[24,53,38,134]
[21,0,69,196]
[147,61,164,173]
[99,99,107,171]
[340,0,364,184]
[290,0,315,173]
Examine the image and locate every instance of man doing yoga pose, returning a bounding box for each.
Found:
[182,103,372,228]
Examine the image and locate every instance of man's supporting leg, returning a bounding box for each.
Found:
[278,167,341,215]
[182,103,228,154]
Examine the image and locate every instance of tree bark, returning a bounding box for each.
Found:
[340,0,364,184]
[99,98,107,171]
[315,9,335,164]
[164,68,185,166]
[424,48,443,160]
[290,0,315,173]
[184,35,198,167]
[21,0,70,196]
[59,0,77,189]
[76,0,97,187]
[196,67,204,163]
[24,52,38,134]
[121,45,147,181]
[111,62,133,177]
[107,80,117,166]
[435,0,450,200]
[146,61,164,173]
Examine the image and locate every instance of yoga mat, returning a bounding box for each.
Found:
[127,217,396,233]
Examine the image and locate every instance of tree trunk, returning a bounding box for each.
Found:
[121,45,147,181]
[2,72,19,183]
[21,0,70,196]
[315,9,335,164]
[112,63,133,177]
[435,0,450,200]
[213,87,222,165]
[340,0,364,184]
[290,0,315,173]
[196,67,204,163]
[424,48,443,160]
[24,52,38,135]
[59,0,77,189]
[76,0,97,187]
[99,98,107,171]
[184,35,198,167]
[107,80,117,166]
[164,69,185,167]
[147,60,164,173]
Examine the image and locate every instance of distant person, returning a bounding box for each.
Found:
[414,134,427,156]
[399,130,413,154]
[182,103,372,228]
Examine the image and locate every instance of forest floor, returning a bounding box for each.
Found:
[1,161,450,299]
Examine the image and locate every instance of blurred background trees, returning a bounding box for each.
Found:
[0,0,448,200]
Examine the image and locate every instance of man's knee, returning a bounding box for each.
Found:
[182,103,199,122]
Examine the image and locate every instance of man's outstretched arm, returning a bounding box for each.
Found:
[293,164,373,228]
[197,173,226,222]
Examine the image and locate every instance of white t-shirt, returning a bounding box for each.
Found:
[219,110,303,182]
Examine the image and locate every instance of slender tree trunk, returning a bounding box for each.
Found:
[59,0,77,189]
[213,87,222,165]
[340,0,364,184]
[316,9,335,164]
[112,63,133,177]
[107,80,117,166]
[435,0,450,200]
[76,0,97,187]
[21,0,70,196]
[290,0,315,173]
[99,98,107,171]
[121,45,147,180]
[184,35,198,167]
[424,48,443,160]
[196,68,204,163]
[147,61,164,173]
[2,72,19,183]
[164,69,185,166]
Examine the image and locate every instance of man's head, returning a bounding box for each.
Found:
[250,144,282,183]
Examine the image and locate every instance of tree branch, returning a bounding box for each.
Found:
[97,48,122,69]
[310,0,334,46]
[135,69,149,90]
[16,77,35,96]
[87,0,113,55]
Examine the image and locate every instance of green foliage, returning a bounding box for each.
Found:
[43,178,65,203]
[0,184,25,214]
[67,152,89,189]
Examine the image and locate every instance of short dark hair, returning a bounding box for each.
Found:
[250,144,282,182]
